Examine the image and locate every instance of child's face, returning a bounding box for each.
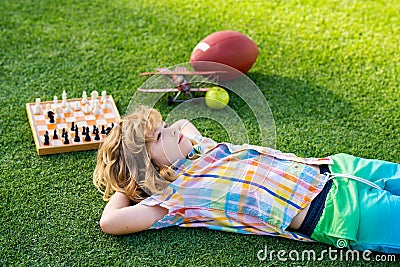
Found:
[148,121,192,166]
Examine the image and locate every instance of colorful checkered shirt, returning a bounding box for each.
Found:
[140,136,333,241]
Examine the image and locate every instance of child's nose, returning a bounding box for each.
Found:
[165,127,177,136]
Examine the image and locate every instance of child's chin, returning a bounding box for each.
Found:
[179,139,190,149]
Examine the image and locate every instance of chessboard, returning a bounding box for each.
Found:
[26,91,121,155]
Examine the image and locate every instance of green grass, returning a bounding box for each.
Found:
[1,0,399,266]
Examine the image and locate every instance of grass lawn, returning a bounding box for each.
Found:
[1,0,399,266]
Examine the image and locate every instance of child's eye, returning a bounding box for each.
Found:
[157,132,161,140]
[164,124,169,128]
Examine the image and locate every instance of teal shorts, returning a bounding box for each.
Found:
[311,153,400,254]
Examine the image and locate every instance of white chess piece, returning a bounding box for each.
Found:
[65,102,72,113]
[101,90,107,103]
[74,101,81,111]
[53,96,58,109]
[82,91,88,104]
[34,98,41,114]
[45,103,52,114]
[61,98,67,108]
[91,90,99,107]
[55,105,63,118]
[61,90,67,107]
[34,106,41,115]
[84,103,91,114]
[92,99,98,110]
[93,100,101,114]
[101,100,109,110]
[82,94,88,105]
[91,90,99,99]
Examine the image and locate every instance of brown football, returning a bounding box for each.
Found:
[190,30,258,80]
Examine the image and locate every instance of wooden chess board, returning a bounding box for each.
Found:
[26,94,120,155]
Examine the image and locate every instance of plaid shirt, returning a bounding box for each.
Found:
[140,136,333,241]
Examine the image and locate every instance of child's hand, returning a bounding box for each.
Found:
[99,192,167,235]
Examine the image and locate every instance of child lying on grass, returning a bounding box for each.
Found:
[93,105,400,254]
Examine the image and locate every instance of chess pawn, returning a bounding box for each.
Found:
[63,132,70,144]
[61,90,67,107]
[83,103,91,114]
[53,129,58,139]
[101,100,108,110]
[82,91,88,105]
[73,127,80,142]
[94,131,101,141]
[43,131,50,145]
[61,98,67,108]
[93,100,101,115]
[101,90,107,103]
[62,90,67,99]
[65,102,72,113]
[45,103,52,114]
[92,99,98,110]
[82,95,88,105]
[74,101,81,111]
[53,96,58,109]
[84,130,91,141]
[34,98,41,115]
[55,105,63,119]
[90,90,99,109]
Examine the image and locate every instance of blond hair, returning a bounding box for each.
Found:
[93,105,177,203]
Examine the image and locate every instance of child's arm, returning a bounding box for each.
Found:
[99,192,167,235]
[171,119,202,137]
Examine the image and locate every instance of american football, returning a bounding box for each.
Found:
[190,30,258,80]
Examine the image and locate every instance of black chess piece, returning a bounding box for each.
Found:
[94,131,100,141]
[47,111,55,123]
[53,129,58,139]
[101,125,106,134]
[44,131,50,145]
[70,121,75,131]
[74,127,80,142]
[63,132,70,144]
[84,131,91,142]
[82,126,86,135]
[61,128,66,138]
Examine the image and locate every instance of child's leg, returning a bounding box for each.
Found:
[330,153,400,195]
[351,185,400,253]
[330,153,400,253]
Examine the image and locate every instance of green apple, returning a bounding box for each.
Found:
[205,87,229,110]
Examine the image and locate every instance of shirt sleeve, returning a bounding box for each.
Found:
[138,187,185,229]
